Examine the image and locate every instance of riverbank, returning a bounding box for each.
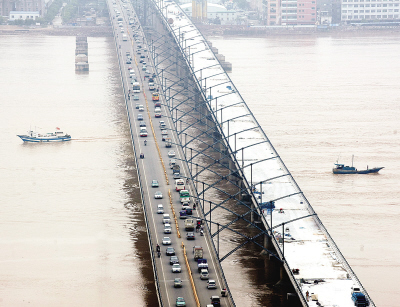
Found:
[0,25,113,37]
[196,23,400,37]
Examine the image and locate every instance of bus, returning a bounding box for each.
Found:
[152,92,159,101]
[132,82,140,93]
[179,190,190,204]
[175,179,185,191]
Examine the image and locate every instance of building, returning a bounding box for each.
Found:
[265,0,317,25]
[181,2,238,24]
[9,10,39,20]
[341,0,400,22]
[0,0,46,18]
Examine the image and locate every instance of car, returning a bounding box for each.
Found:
[174,278,182,288]
[182,203,190,210]
[207,280,217,289]
[162,237,171,245]
[161,130,168,135]
[164,224,172,234]
[139,122,146,127]
[139,59,144,63]
[151,180,159,187]
[169,256,179,264]
[166,247,175,255]
[200,268,209,280]
[168,150,176,158]
[157,204,164,214]
[154,191,163,199]
[139,130,147,137]
[142,62,147,66]
[133,95,139,101]
[186,232,195,240]
[139,105,144,111]
[135,102,140,109]
[128,66,132,70]
[137,114,143,120]
[140,55,146,58]
[176,297,186,306]
[159,121,166,129]
[120,29,125,33]
[126,51,131,56]
[142,66,147,71]
[126,59,131,64]
[172,264,182,273]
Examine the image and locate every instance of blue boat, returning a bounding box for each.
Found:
[17,128,71,142]
[333,156,383,174]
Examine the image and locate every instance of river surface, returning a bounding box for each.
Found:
[1,33,399,307]
[210,34,400,307]
[0,36,156,306]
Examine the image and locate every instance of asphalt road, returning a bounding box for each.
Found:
[110,1,231,306]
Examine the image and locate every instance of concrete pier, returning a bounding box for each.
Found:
[75,36,89,72]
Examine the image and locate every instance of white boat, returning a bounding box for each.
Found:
[17,128,71,142]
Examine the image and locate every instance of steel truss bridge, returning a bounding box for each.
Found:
[130,0,376,306]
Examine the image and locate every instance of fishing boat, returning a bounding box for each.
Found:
[17,128,71,142]
[333,156,383,174]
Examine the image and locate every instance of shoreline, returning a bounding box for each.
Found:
[1,24,400,38]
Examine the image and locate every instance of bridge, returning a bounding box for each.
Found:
[109,0,376,306]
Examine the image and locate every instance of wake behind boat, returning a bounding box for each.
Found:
[333,155,383,174]
[17,128,71,142]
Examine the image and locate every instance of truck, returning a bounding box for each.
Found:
[351,287,370,307]
[179,190,190,204]
[197,258,208,272]
[184,218,195,230]
[193,246,203,260]
[132,82,140,93]
[175,178,185,191]
[172,165,180,178]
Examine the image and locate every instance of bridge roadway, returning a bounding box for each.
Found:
[109,1,231,306]
[146,1,376,307]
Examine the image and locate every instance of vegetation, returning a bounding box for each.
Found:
[232,0,250,10]
[62,0,79,23]
[43,0,63,23]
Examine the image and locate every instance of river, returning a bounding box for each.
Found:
[210,33,400,307]
[0,32,399,307]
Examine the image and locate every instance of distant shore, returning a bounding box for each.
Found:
[1,24,400,38]
[0,25,113,37]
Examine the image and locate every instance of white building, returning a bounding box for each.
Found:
[9,10,40,20]
[341,0,400,22]
[180,3,238,24]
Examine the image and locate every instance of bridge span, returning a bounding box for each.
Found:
[112,0,376,306]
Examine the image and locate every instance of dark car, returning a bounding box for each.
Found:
[186,232,195,240]
[185,208,193,216]
[140,55,146,59]
[166,247,175,256]
[170,256,179,265]
[148,77,154,82]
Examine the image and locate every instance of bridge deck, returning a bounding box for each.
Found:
[155,1,375,306]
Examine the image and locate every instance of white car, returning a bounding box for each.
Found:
[172,263,182,273]
[182,203,190,211]
[162,237,171,245]
[164,224,172,234]
[139,105,144,111]
[207,280,217,289]
[154,191,163,199]
[168,150,176,158]
[161,130,168,135]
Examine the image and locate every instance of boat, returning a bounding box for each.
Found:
[17,128,71,142]
[333,155,383,174]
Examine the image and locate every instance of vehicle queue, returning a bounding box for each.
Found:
[110,0,229,306]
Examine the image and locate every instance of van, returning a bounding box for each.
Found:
[157,204,164,214]
[154,107,161,118]
[162,213,171,224]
